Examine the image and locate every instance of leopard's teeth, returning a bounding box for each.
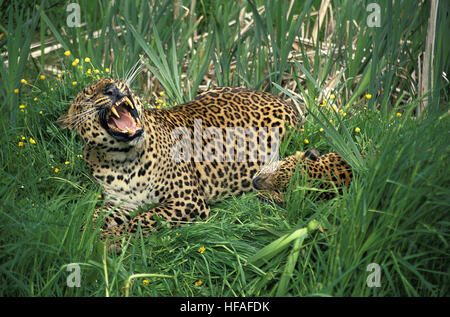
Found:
[111,107,120,119]
[124,96,134,109]
[126,127,132,135]
[136,118,141,128]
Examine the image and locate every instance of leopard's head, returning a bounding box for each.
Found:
[252,158,287,192]
[252,150,318,191]
[57,78,145,147]
[252,161,292,191]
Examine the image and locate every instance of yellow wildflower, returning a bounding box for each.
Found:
[94,69,100,73]
[142,279,150,286]
[396,112,402,117]
[40,75,45,80]
[87,69,92,74]
[29,138,36,144]
[84,57,91,63]
[54,168,59,173]
[319,128,324,132]
[105,68,110,73]
[34,97,38,101]
[72,58,80,66]
[98,194,102,199]
[195,280,203,286]
[159,91,165,97]
[39,111,43,115]
[355,127,361,133]
[304,139,309,144]
[72,81,77,86]
[21,136,26,140]
[65,161,70,165]
[365,94,372,99]
[329,94,335,99]
[198,246,206,254]
[57,74,62,78]
[19,104,26,109]
[64,50,71,56]
[18,141,24,147]
[329,119,333,124]
[14,89,19,94]
[21,79,28,84]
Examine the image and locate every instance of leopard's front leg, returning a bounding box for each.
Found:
[256,190,285,204]
[100,196,210,251]
[92,201,133,230]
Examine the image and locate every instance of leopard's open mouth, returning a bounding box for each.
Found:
[100,96,143,142]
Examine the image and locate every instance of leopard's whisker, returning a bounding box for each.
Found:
[124,57,146,87]
[65,108,98,122]
[64,108,99,128]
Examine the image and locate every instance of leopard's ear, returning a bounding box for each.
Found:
[56,113,72,130]
[304,149,320,161]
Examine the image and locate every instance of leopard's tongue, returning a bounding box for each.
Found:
[109,107,137,134]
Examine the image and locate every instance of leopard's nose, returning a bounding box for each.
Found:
[252,175,263,190]
[104,84,125,102]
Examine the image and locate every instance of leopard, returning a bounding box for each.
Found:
[252,149,353,204]
[58,78,302,248]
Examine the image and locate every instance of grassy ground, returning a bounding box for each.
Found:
[0,0,449,296]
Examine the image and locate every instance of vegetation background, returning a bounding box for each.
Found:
[0,0,448,296]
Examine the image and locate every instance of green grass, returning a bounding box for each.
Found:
[0,0,449,297]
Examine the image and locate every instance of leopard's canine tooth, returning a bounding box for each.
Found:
[111,106,120,119]
[136,118,141,127]
[126,127,133,135]
[124,96,134,109]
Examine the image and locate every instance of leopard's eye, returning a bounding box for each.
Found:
[103,84,125,100]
